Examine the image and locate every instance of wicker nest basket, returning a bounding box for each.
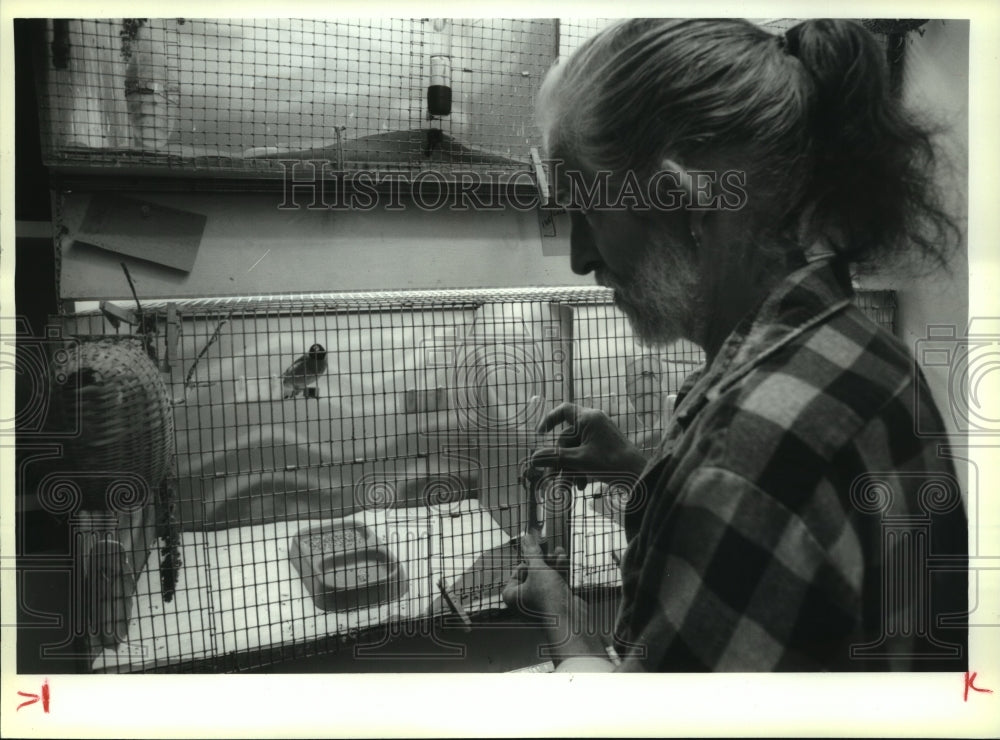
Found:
[54,336,174,509]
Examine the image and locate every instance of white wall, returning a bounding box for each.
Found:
[57,193,587,300]
[858,20,969,416]
[857,20,970,481]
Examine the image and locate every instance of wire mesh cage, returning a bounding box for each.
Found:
[38,18,559,179]
[35,17,836,181]
[51,285,896,672]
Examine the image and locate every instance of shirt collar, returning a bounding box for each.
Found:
[670,257,854,427]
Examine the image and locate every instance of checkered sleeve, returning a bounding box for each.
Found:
[615,466,862,672]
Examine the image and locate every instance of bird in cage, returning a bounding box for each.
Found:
[282,343,328,399]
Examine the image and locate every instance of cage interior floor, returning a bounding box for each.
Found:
[91,500,512,672]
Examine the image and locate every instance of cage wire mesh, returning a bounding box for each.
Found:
[54,286,895,672]
[38,18,838,179]
[39,18,558,178]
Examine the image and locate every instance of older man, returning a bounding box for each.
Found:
[502,18,968,672]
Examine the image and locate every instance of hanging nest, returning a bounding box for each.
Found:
[53,336,174,505]
[53,334,181,632]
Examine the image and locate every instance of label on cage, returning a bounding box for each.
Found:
[509,660,555,673]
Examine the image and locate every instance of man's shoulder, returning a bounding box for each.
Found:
[698,306,921,488]
[739,304,912,419]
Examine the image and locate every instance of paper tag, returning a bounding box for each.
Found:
[508,660,555,673]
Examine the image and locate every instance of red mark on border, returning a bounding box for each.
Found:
[16,679,50,713]
[964,671,992,702]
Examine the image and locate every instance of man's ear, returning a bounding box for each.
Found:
[658,157,709,249]
[658,158,693,203]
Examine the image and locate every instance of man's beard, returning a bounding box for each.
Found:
[596,236,704,348]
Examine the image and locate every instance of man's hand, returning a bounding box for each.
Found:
[531,402,647,489]
[501,531,571,618]
[502,530,617,671]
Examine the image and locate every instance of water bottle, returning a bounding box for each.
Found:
[427,19,453,117]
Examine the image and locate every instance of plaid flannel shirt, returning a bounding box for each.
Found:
[611,258,968,672]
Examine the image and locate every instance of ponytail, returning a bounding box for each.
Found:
[541,18,960,270]
[785,19,960,267]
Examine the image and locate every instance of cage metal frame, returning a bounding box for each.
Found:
[50,284,898,673]
[37,18,560,181]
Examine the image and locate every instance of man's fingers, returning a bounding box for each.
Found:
[530,447,559,468]
[548,545,570,573]
[557,428,581,448]
[530,445,580,470]
[508,561,527,584]
[535,402,580,435]
[501,579,518,607]
[519,530,546,562]
[502,561,529,606]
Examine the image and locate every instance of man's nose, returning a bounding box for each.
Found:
[569,213,601,276]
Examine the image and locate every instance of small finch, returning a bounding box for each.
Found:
[282,343,328,399]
